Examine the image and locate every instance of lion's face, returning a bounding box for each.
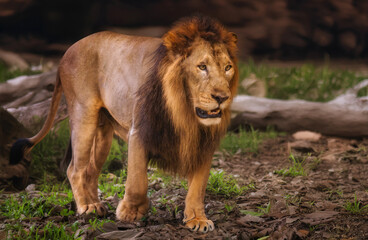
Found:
[183,39,235,126]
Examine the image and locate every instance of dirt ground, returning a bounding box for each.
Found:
[1,133,368,239]
[68,134,368,240]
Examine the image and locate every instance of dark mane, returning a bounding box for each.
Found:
[135,44,180,171]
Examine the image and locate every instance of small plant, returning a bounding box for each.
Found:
[275,154,307,177]
[327,189,344,200]
[224,204,234,213]
[343,194,368,214]
[158,194,168,206]
[151,206,157,215]
[240,202,271,216]
[88,218,114,232]
[284,194,301,206]
[308,157,321,171]
[257,202,271,215]
[207,170,253,197]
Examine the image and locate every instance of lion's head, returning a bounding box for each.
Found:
[162,15,238,127]
[136,15,238,175]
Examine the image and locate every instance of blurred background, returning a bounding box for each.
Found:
[1,0,368,62]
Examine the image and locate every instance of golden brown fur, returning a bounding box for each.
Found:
[10,15,238,233]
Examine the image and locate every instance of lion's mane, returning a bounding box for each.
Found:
[136,15,238,176]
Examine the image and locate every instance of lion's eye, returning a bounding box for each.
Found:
[198,65,207,71]
[225,65,232,71]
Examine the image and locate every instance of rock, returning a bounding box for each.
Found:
[292,131,321,142]
[288,141,315,153]
[25,184,36,192]
[240,73,267,97]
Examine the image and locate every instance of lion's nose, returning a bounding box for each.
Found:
[211,94,229,104]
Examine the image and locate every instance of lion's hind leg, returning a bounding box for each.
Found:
[67,107,113,216]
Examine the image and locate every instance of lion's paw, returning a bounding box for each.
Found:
[77,202,107,216]
[185,217,214,233]
[116,199,149,222]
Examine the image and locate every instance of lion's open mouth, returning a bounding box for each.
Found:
[195,107,222,119]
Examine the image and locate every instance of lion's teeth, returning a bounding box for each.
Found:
[208,109,220,115]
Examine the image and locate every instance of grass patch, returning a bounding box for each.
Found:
[0,182,73,220]
[238,59,368,101]
[98,170,127,199]
[206,170,254,197]
[5,221,82,240]
[0,61,41,83]
[275,154,307,177]
[343,194,368,215]
[220,126,279,155]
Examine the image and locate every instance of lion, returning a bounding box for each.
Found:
[10,15,238,233]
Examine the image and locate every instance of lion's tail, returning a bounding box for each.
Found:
[9,70,63,165]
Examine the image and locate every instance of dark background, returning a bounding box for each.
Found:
[1,0,368,59]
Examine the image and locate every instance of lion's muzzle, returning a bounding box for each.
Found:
[195,107,222,119]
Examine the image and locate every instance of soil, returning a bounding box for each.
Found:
[91,134,368,239]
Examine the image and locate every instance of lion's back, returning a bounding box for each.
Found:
[58,31,163,133]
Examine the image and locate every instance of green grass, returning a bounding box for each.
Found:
[0,179,115,239]
[0,182,73,220]
[240,202,271,216]
[31,119,70,178]
[220,126,279,155]
[275,154,307,177]
[343,194,368,215]
[5,221,82,240]
[0,61,41,83]
[238,59,368,101]
[0,180,80,239]
[98,170,127,199]
[206,170,254,197]
[102,138,128,173]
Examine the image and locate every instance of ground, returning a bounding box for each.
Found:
[1,132,368,240]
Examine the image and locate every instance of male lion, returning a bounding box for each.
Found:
[10,15,238,233]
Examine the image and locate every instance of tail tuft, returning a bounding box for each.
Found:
[9,138,33,165]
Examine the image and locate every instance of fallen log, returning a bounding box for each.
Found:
[230,80,368,137]
[0,70,68,129]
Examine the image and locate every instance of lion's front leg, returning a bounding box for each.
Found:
[116,132,149,222]
[184,159,214,233]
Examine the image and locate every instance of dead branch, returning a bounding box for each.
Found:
[230,80,368,137]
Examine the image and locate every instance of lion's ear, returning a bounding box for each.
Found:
[163,32,189,56]
[229,32,238,44]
